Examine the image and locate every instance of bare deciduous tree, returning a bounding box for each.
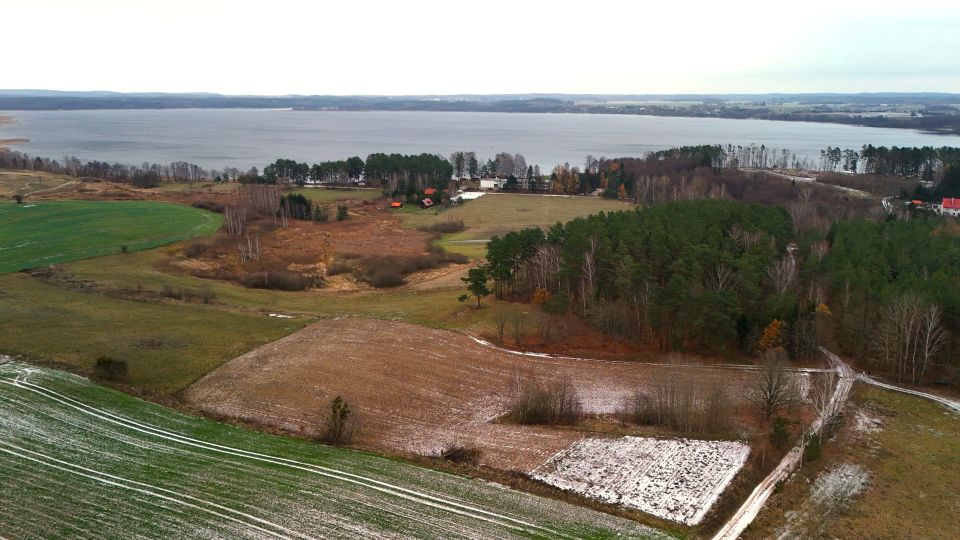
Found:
[511,314,527,349]
[493,312,507,343]
[747,353,796,421]
[767,254,797,295]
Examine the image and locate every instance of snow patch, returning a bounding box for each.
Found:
[854,410,883,433]
[532,436,750,525]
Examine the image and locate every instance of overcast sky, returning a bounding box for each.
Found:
[5,0,959,95]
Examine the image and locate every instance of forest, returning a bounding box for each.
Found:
[486,199,960,386]
[486,200,796,353]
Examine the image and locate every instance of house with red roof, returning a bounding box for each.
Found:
[419,198,434,209]
[423,187,437,196]
[942,198,960,217]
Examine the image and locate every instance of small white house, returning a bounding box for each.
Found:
[479,178,504,190]
[941,198,960,217]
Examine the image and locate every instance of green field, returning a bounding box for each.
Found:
[0,362,665,539]
[0,200,222,273]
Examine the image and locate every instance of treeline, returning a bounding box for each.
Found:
[363,153,453,194]
[484,198,960,384]
[261,157,365,184]
[0,149,254,186]
[486,200,797,352]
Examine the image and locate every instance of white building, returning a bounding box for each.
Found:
[479,178,504,190]
[941,197,960,217]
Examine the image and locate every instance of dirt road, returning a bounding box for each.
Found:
[712,347,854,540]
[858,374,960,414]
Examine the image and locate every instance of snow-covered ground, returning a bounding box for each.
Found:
[532,436,750,525]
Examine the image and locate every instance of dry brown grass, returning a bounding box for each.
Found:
[186,317,770,471]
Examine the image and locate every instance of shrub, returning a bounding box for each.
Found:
[440,445,481,465]
[321,396,356,445]
[367,267,406,288]
[120,244,129,254]
[13,194,24,204]
[313,205,330,222]
[620,376,734,435]
[192,200,225,213]
[422,219,466,234]
[336,205,349,221]
[183,243,209,258]
[326,260,353,276]
[240,270,313,291]
[804,434,822,462]
[510,377,582,425]
[542,292,570,314]
[770,417,790,450]
[93,356,128,381]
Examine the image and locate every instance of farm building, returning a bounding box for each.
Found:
[390,201,404,209]
[419,198,434,209]
[941,197,960,216]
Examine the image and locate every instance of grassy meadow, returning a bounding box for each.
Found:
[0,200,222,273]
[0,170,76,197]
[0,273,302,395]
[824,387,960,538]
[400,193,634,258]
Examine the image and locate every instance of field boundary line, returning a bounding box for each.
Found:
[465,333,830,373]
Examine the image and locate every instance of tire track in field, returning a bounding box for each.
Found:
[1,376,573,540]
[0,442,309,540]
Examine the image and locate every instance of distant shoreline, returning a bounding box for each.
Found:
[1,101,957,135]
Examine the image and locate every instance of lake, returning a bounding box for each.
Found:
[2,109,960,171]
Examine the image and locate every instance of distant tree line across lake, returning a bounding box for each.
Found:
[2,92,958,134]
[3,143,959,196]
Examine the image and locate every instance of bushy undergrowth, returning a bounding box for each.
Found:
[93,356,128,381]
[440,445,482,465]
[240,269,316,291]
[619,376,734,435]
[510,377,583,425]
[421,218,466,234]
[356,245,467,288]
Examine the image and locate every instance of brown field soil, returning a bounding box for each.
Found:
[186,317,774,472]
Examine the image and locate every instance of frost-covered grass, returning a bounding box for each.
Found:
[532,436,750,526]
[776,463,870,538]
[0,362,667,539]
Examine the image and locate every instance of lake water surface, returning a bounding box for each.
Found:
[2,109,959,170]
